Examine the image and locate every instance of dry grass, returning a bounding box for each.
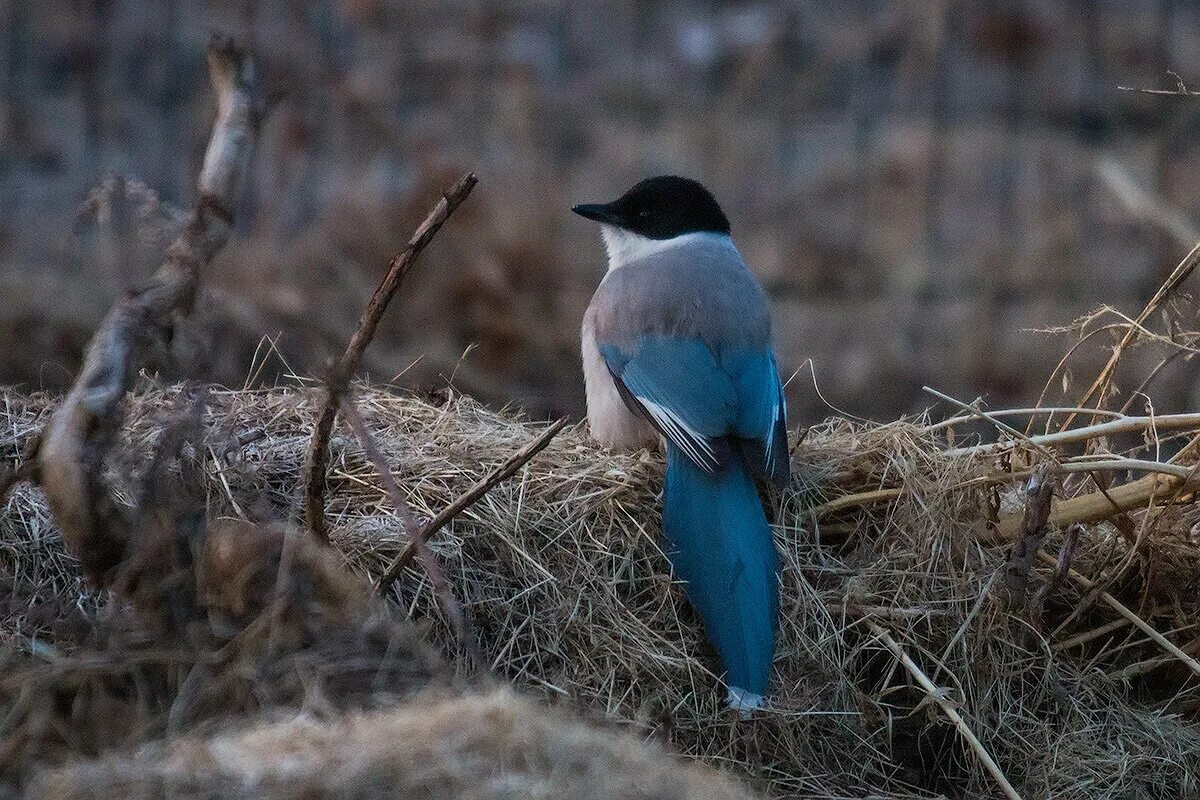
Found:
[4,380,1200,798]
[30,688,755,800]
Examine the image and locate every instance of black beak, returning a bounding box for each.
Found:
[571,202,623,225]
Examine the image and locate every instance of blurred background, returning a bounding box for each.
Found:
[3,0,1200,422]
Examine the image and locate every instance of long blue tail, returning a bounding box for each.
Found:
[663,442,779,710]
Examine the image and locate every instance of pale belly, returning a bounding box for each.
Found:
[581,321,656,450]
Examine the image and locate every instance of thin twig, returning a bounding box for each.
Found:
[1037,551,1200,680]
[1061,241,1200,430]
[1031,523,1082,630]
[1052,617,1131,651]
[1117,70,1200,97]
[1055,457,1194,479]
[923,406,1124,433]
[376,417,569,595]
[866,620,1024,800]
[810,457,1193,522]
[1107,636,1200,681]
[338,390,481,665]
[303,172,478,543]
[923,387,1053,458]
[943,412,1200,458]
[808,487,903,517]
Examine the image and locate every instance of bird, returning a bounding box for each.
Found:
[573,175,789,713]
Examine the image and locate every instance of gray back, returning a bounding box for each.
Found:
[587,236,772,353]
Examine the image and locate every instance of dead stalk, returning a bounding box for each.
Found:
[1001,466,1054,604]
[993,471,1200,542]
[943,412,1200,459]
[1038,551,1200,680]
[1060,241,1200,430]
[866,620,1024,800]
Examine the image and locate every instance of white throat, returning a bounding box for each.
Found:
[599,227,733,272]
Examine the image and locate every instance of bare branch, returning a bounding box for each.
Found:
[303,172,478,543]
[36,35,261,585]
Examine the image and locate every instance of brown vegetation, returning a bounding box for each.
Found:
[0,34,760,800]
[31,689,753,800]
[4,21,1200,800]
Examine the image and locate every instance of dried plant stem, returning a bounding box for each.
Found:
[923,406,1123,433]
[866,620,1024,800]
[303,172,478,544]
[808,487,903,517]
[1031,523,1082,630]
[1060,241,1200,430]
[1037,551,1200,680]
[923,386,1053,457]
[1108,637,1200,681]
[943,412,1200,458]
[993,471,1200,542]
[1001,467,1053,602]
[339,392,479,663]
[376,417,569,595]
[811,458,1193,522]
[1053,459,1194,479]
[1052,617,1132,651]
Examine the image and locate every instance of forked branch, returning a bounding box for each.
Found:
[36,34,261,584]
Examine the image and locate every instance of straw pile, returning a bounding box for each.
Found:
[30,689,753,800]
[3,376,1199,799]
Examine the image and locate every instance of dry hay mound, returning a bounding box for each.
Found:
[30,688,753,800]
[0,514,448,786]
[4,383,1200,798]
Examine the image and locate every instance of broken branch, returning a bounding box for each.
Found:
[36,34,261,584]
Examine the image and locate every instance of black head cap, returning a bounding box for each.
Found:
[572,175,730,239]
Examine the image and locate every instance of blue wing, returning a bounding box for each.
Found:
[598,335,788,483]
